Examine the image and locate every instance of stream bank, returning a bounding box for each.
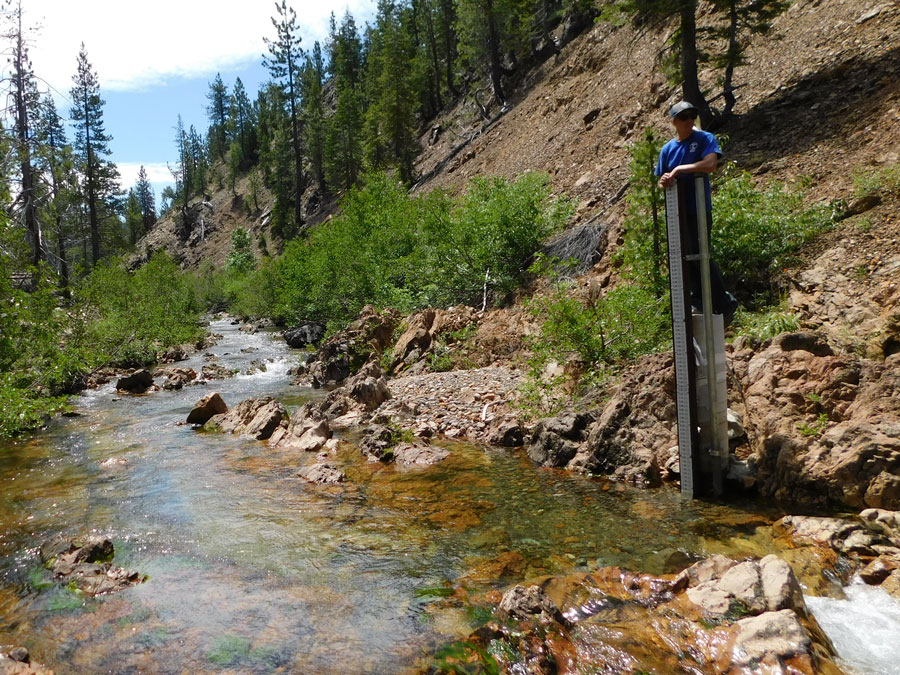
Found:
[1,318,899,674]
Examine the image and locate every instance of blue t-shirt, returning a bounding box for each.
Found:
[655,129,722,218]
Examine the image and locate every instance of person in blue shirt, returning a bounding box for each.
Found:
[655,101,737,323]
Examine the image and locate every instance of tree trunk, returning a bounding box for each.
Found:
[439,0,458,95]
[286,56,304,233]
[679,0,708,125]
[82,88,101,267]
[13,12,40,268]
[722,0,739,116]
[422,0,444,110]
[485,0,506,105]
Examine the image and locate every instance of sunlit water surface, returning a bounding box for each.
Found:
[0,318,863,673]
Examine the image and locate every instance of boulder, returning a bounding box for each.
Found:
[115,368,154,393]
[319,361,392,425]
[527,411,594,468]
[487,416,524,447]
[731,610,812,667]
[283,321,326,349]
[207,396,287,440]
[38,535,144,597]
[298,462,346,485]
[859,557,897,585]
[159,366,197,390]
[187,392,228,425]
[498,584,569,627]
[393,442,450,466]
[359,424,399,461]
[201,363,236,380]
[269,403,332,453]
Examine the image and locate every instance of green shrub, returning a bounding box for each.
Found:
[523,280,670,414]
[0,252,205,437]
[231,171,572,326]
[711,166,835,301]
[733,297,800,341]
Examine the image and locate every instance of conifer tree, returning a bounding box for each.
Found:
[124,189,142,246]
[302,42,327,193]
[35,95,75,292]
[69,43,120,267]
[229,77,255,167]
[263,0,305,233]
[325,12,365,191]
[134,165,157,234]
[206,73,229,161]
[5,0,42,266]
[363,0,421,184]
[189,125,208,195]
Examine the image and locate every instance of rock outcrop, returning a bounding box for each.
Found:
[732,333,900,510]
[775,509,900,599]
[115,369,154,394]
[187,392,227,425]
[298,305,400,388]
[269,403,333,453]
[433,555,840,674]
[283,321,326,349]
[38,535,145,597]
[204,396,287,440]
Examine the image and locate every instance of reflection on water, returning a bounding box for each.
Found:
[0,319,788,673]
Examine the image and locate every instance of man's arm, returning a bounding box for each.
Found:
[657,152,718,188]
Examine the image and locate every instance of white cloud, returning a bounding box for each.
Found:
[24,0,376,94]
[117,162,174,188]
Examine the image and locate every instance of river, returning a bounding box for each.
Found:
[0,318,897,673]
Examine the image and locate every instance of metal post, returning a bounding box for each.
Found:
[694,176,728,495]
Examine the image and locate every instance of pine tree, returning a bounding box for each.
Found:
[134,165,157,235]
[325,12,365,191]
[229,77,255,167]
[189,125,208,195]
[363,0,421,184]
[34,95,75,292]
[302,42,327,193]
[69,43,120,267]
[263,0,306,232]
[206,73,229,161]
[5,0,42,267]
[172,115,191,216]
[124,189,142,246]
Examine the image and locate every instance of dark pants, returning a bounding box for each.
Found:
[684,214,732,315]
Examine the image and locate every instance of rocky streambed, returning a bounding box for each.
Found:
[1,316,899,674]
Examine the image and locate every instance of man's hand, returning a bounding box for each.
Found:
[658,169,678,189]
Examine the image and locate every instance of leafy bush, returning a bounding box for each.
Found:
[733,297,800,341]
[230,171,572,325]
[78,252,204,367]
[852,161,900,199]
[0,252,205,436]
[711,166,835,299]
[523,278,670,414]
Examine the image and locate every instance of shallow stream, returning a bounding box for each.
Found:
[0,319,897,673]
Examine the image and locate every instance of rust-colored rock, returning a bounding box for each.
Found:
[187,392,228,425]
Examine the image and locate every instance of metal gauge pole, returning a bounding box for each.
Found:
[694,176,725,495]
[665,183,699,498]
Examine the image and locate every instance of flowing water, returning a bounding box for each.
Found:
[0,318,868,673]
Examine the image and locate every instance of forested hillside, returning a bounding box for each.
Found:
[2,0,898,436]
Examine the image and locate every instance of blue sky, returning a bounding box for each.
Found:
[20,0,376,201]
